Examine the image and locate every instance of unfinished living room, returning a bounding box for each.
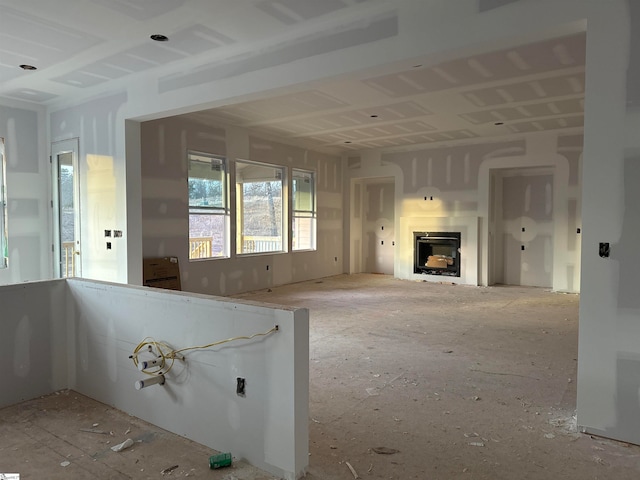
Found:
[2,1,640,479]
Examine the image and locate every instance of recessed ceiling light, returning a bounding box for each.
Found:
[413,64,423,68]
[19,64,37,70]
[370,114,379,118]
[344,141,352,144]
[494,121,505,126]
[150,34,169,42]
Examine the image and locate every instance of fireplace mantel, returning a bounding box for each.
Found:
[398,216,479,285]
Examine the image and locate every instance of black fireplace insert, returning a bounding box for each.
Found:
[414,232,461,277]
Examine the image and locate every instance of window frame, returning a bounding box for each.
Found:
[235,158,286,256]
[187,150,229,261]
[292,168,317,252]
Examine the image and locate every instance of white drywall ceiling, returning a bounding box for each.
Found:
[0,0,585,154]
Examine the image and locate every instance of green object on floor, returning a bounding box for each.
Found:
[209,452,232,469]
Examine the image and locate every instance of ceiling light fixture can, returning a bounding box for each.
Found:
[19,64,37,70]
[150,34,169,42]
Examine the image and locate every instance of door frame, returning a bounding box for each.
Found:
[479,153,575,291]
[52,138,81,278]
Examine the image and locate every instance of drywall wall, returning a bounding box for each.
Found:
[501,171,554,287]
[0,279,68,408]
[1,277,309,479]
[0,100,51,285]
[476,136,577,291]
[361,179,395,275]
[125,119,143,286]
[140,116,343,296]
[576,0,640,447]
[347,132,581,290]
[67,278,309,479]
[49,93,129,284]
[42,0,589,289]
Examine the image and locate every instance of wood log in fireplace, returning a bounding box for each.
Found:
[426,255,454,268]
[414,231,461,277]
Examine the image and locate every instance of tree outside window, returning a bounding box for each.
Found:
[236,160,285,254]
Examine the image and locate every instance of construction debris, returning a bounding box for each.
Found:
[160,464,179,475]
[372,447,399,455]
[345,461,359,479]
[111,438,134,452]
[80,428,109,435]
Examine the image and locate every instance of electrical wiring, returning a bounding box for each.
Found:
[130,325,279,377]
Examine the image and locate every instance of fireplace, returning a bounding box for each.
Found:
[414,232,461,277]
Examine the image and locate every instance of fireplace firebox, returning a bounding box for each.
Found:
[414,232,461,277]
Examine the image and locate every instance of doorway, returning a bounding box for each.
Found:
[52,139,81,278]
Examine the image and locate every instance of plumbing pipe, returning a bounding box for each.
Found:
[135,374,165,390]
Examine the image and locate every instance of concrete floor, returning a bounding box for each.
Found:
[2,274,640,479]
[235,274,640,480]
[0,390,273,479]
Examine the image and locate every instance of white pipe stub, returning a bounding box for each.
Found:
[135,374,165,390]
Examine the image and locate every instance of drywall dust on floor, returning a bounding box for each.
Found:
[235,274,640,480]
[0,391,277,479]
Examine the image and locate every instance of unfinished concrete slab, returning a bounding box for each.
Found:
[0,390,276,479]
[234,274,640,479]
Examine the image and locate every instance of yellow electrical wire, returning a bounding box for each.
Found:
[130,325,279,376]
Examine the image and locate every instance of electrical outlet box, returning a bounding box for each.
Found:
[599,242,610,258]
[236,377,246,396]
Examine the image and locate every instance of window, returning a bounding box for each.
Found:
[236,160,285,254]
[0,137,6,268]
[188,151,228,259]
[292,169,316,251]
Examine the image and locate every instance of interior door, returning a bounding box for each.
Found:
[52,139,81,278]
